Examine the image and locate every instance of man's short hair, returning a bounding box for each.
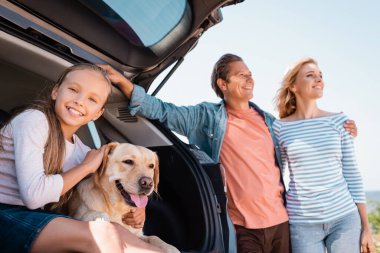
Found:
[211,53,243,99]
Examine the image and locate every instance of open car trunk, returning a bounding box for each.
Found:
[0,30,230,253]
[0,0,245,250]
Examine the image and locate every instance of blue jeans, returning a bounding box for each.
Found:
[0,203,69,253]
[290,210,361,253]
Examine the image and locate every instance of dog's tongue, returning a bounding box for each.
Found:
[130,194,148,208]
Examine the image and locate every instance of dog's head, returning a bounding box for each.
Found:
[94,142,159,209]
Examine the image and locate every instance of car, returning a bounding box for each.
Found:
[0,0,244,252]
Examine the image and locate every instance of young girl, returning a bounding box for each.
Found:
[0,64,160,253]
[273,58,375,253]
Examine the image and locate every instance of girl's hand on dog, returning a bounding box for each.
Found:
[122,208,146,228]
[81,145,108,174]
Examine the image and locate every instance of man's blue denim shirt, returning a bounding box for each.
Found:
[129,85,284,176]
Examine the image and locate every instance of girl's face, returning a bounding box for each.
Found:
[51,69,110,138]
[291,63,324,100]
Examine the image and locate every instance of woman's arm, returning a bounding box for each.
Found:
[356,203,376,253]
[339,116,375,252]
[340,118,366,203]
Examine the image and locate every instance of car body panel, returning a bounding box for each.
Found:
[3,0,244,89]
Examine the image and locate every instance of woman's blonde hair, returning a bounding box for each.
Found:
[1,63,112,211]
[275,57,318,118]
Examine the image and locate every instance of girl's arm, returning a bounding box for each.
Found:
[12,111,106,208]
[122,208,146,228]
[13,111,63,209]
[60,146,107,195]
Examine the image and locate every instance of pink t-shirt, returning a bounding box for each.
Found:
[220,107,288,229]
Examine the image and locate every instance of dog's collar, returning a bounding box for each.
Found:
[115,180,137,207]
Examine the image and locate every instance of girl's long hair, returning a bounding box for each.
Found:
[274,57,318,118]
[0,63,111,211]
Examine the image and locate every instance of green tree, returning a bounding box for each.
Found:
[368,201,380,253]
[368,202,380,234]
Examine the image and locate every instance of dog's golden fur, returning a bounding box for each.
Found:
[68,142,179,253]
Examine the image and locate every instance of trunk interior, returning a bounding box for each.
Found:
[0,30,228,253]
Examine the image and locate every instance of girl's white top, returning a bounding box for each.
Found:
[0,110,90,209]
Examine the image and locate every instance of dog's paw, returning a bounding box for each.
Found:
[94,216,109,222]
[163,244,180,253]
[84,212,110,222]
[143,235,180,253]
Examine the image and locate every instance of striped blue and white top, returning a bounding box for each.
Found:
[273,113,365,224]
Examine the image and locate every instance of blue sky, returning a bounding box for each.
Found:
[153,1,380,191]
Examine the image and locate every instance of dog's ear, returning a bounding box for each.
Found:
[93,142,119,214]
[106,142,119,156]
[95,142,119,178]
[153,152,159,193]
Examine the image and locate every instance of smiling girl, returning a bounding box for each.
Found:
[0,64,160,253]
[273,58,375,253]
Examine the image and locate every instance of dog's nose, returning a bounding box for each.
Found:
[139,176,153,190]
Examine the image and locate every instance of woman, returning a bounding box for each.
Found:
[273,58,375,253]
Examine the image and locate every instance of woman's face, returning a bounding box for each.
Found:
[292,63,324,100]
[51,68,110,137]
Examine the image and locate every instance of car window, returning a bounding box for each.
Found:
[86,0,187,47]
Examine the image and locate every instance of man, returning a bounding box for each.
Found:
[100,54,356,253]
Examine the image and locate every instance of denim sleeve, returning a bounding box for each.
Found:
[272,120,287,176]
[129,85,204,137]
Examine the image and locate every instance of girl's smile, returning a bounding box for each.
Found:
[66,106,85,117]
[51,68,111,140]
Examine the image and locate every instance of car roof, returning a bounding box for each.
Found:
[3,0,244,91]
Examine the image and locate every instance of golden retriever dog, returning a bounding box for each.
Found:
[68,142,180,253]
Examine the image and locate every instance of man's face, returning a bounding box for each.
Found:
[218,61,254,102]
